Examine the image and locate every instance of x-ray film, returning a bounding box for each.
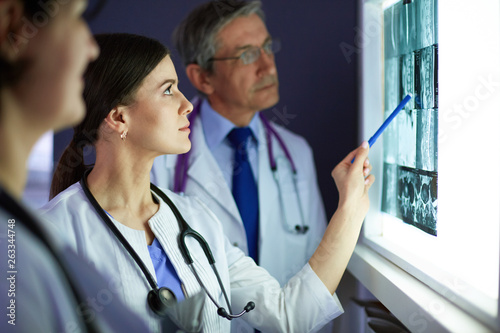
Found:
[400,53,415,110]
[397,167,437,235]
[385,57,400,113]
[382,0,438,236]
[382,164,437,235]
[414,45,438,110]
[381,163,398,216]
[416,109,437,171]
[416,0,437,49]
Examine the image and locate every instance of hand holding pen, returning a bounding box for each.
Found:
[352,93,413,163]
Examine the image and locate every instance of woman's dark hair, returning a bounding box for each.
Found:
[0,0,52,89]
[0,0,107,89]
[49,33,170,198]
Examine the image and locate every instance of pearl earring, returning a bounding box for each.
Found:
[120,131,128,141]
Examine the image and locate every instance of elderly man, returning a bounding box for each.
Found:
[151,2,332,329]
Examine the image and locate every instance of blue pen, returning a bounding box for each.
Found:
[352,93,412,163]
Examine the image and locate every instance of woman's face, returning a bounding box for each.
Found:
[12,0,99,131]
[126,55,193,156]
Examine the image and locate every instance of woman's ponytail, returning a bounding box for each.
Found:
[49,134,89,199]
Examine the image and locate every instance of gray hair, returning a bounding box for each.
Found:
[173,0,265,72]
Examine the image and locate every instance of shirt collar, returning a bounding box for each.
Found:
[200,98,260,150]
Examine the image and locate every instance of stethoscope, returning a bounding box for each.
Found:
[173,99,309,234]
[80,169,255,320]
[0,187,99,333]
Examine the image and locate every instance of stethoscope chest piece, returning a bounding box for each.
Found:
[148,287,177,317]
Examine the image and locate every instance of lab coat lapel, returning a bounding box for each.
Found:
[185,117,242,223]
[257,118,280,238]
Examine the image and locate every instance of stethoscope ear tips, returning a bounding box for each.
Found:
[217,301,255,320]
[295,225,309,234]
[244,302,255,312]
[148,287,177,317]
[217,307,229,319]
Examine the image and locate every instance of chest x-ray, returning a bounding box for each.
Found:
[381,0,438,235]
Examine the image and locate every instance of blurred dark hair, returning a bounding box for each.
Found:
[50,33,170,198]
[0,0,107,89]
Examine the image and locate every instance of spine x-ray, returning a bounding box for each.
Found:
[381,0,438,236]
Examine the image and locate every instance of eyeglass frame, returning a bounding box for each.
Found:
[208,38,281,65]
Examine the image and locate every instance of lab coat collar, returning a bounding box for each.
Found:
[185,115,243,223]
[200,98,260,150]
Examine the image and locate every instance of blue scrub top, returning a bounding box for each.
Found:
[104,210,185,302]
[148,238,185,301]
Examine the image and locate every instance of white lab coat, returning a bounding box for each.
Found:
[0,196,150,332]
[39,183,343,333]
[151,110,328,286]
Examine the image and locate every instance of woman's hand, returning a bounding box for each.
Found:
[309,141,375,295]
[331,141,374,217]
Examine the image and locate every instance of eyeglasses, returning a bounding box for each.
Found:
[209,39,281,65]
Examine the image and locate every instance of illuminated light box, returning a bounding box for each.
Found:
[349,0,500,331]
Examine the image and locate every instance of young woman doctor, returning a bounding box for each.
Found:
[41,33,374,333]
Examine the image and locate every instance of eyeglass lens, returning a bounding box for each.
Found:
[241,40,281,65]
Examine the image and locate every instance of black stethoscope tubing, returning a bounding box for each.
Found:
[80,169,254,320]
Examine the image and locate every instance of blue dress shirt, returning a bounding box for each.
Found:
[200,98,260,187]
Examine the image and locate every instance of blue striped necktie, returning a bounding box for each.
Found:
[227,127,259,263]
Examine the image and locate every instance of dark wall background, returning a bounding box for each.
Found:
[54,0,359,217]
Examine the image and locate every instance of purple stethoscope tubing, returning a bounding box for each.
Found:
[173,99,200,194]
[258,113,297,173]
[173,98,308,234]
[174,98,298,192]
